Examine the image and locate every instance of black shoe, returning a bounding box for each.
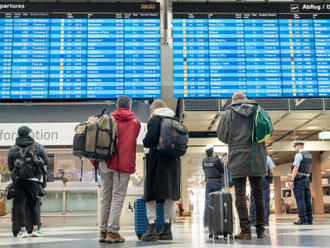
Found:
[308,222,313,225]
[294,220,308,225]
[141,224,159,242]
[158,223,173,240]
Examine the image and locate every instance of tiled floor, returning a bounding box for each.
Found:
[1,215,330,247]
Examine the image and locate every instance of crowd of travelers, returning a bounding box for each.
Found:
[1,93,313,242]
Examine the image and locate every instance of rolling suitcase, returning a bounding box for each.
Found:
[12,197,42,237]
[208,162,233,240]
[134,197,165,240]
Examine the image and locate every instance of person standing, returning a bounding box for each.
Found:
[217,92,268,240]
[141,100,181,242]
[250,156,275,226]
[96,96,141,243]
[8,126,49,238]
[289,141,313,225]
[202,144,224,226]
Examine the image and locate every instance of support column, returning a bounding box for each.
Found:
[311,152,324,215]
[273,176,282,215]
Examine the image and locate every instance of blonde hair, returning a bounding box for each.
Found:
[150,99,167,115]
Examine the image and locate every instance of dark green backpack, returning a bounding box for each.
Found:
[251,107,273,172]
[252,108,273,144]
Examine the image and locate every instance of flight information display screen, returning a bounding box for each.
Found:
[173,3,330,98]
[0,2,160,100]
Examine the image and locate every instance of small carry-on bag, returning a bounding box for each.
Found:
[12,197,42,237]
[208,162,233,240]
[134,197,165,240]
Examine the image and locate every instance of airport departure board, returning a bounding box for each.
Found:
[0,2,160,100]
[173,3,330,98]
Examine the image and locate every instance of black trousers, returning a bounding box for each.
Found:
[14,180,40,228]
[233,177,265,234]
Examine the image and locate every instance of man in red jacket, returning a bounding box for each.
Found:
[97,95,141,243]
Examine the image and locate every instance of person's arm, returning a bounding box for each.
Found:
[38,144,49,166]
[267,156,276,175]
[215,158,224,175]
[217,111,231,144]
[289,153,303,188]
[7,147,15,172]
[143,117,161,148]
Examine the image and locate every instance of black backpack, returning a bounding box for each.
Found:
[157,117,189,157]
[12,144,44,181]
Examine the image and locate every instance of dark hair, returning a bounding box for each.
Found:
[206,148,214,157]
[117,95,132,109]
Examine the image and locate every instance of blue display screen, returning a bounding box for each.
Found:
[0,2,161,100]
[173,3,330,98]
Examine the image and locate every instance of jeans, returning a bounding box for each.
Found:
[250,177,271,224]
[204,179,222,226]
[99,162,130,233]
[14,180,40,228]
[293,177,313,223]
[233,177,265,234]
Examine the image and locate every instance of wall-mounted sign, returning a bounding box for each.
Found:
[0,122,147,147]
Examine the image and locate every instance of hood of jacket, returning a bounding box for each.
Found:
[153,107,175,118]
[111,108,136,121]
[228,101,258,118]
[15,136,35,147]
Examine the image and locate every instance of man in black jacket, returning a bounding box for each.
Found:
[202,144,224,226]
[8,126,49,238]
[217,92,268,240]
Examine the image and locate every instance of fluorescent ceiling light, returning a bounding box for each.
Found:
[308,126,319,130]
[319,131,330,140]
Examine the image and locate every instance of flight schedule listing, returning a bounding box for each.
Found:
[173,3,330,98]
[0,2,161,100]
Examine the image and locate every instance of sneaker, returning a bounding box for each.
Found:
[31,230,43,237]
[257,231,266,239]
[234,232,252,240]
[294,220,308,225]
[106,232,125,243]
[17,231,29,238]
[99,232,107,243]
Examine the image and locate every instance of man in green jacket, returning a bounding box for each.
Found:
[217,92,268,240]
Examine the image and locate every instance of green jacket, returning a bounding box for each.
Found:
[217,101,267,179]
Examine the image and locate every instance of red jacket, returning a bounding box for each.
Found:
[106,108,140,174]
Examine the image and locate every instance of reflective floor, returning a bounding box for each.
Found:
[1,215,330,247]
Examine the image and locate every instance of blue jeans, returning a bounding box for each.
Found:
[204,179,222,226]
[294,177,313,223]
[250,177,271,224]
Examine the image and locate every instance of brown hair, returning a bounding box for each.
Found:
[150,99,167,115]
[232,91,247,103]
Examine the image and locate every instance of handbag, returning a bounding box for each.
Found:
[0,197,7,217]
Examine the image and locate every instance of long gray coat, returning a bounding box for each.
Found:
[217,101,267,179]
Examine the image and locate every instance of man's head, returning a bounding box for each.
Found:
[294,141,305,152]
[116,95,132,109]
[232,91,247,103]
[150,99,167,115]
[18,126,32,137]
[205,144,214,157]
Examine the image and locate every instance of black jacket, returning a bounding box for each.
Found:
[143,108,181,202]
[8,136,49,173]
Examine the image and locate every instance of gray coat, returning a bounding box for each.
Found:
[217,101,267,179]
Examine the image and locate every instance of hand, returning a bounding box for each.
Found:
[289,181,294,189]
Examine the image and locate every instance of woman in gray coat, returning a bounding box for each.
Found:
[217,92,268,240]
